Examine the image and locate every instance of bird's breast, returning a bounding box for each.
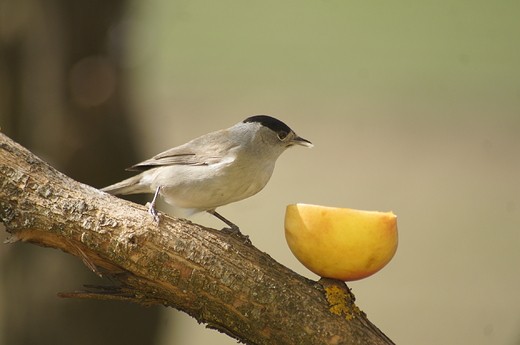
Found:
[153,153,276,211]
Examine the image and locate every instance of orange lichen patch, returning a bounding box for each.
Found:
[324,285,361,320]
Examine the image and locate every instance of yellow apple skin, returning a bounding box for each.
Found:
[285,204,398,281]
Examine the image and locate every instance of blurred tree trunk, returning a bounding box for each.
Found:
[0,1,162,344]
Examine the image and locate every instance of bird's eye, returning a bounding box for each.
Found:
[277,131,288,140]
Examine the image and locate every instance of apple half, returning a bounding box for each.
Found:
[285,204,398,281]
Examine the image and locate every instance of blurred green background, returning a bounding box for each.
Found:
[1,1,519,344]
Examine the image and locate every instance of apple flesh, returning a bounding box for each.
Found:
[284,204,398,281]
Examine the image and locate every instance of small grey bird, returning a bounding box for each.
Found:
[102,115,312,232]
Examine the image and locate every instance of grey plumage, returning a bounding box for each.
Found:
[102,115,312,231]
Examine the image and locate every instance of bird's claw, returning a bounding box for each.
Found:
[146,201,161,224]
[146,186,162,224]
[221,226,251,244]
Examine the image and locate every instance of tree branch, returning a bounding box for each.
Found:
[0,132,394,345]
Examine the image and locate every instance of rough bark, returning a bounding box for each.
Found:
[0,132,395,345]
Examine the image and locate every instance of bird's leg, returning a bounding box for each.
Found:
[147,186,161,224]
[207,210,241,234]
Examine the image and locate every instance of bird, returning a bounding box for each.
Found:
[101,115,313,233]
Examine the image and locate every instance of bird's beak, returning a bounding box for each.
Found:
[292,136,314,148]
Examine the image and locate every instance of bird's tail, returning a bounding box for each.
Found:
[101,173,151,195]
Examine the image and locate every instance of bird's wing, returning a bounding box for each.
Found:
[127,130,238,171]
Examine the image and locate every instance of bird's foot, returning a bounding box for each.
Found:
[145,186,162,224]
[221,226,251,244]
[145,202,161,224]
[207,209,251,244]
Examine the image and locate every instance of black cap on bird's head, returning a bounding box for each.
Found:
[243,115,292,133]
[243,115,313,147]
